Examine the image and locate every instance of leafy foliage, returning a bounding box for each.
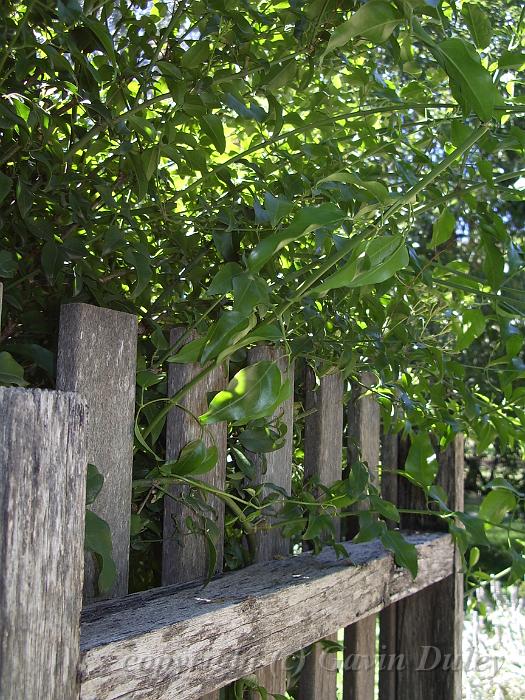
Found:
[0,0,524,594]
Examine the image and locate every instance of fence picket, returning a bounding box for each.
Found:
[298,368,344,700]
[379,434,464,699]
[378,428,399,700]
[344,373,380,700]
[162,328,228,585]
[0,388,87,700]
[162,329,228,700]
[57,303,138,600]
[247,345,295,695]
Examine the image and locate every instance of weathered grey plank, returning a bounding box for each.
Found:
[79,533,454,700]
[162,328,228,586]
[344,373,380,700]
[162,329,228,700]
[0,388,87,700]
[57,303,138,600]
[383,434,464,699]
[246,345,294,694]
[299,369,344,700]
[378,427,399,700]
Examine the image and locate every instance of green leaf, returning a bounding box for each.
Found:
[233,273,269,315]
[0,173,13,205]
[57,0,82,24]
[200,311,253,363]
[41,240,63,284]
[303,514,334,541]
[86,463,104,506]
[370,494,400,522]
[456,309,486,351]
[200,360,290,425]
[404,432,437,488]
[498,51,525,69]
[434,38,501,121]
[347,461,370,500]
[0,250,17,278]
[314,234,408,292]
[181,42,210,69]
[457,512,490,547]
[431,209,455,247]
[462,3,492,50]
[124,251,152,299]
[84,17,116,67]
[326,1,400,53]
[167,337,206,364]
[85,509,117,593]
[380,530,418,579]
[238,425,286,453]
[0,352,27,386]
[353,510,385,543]
[479,489,517,526]
[248,204,345,273]
[167,439,218,477]
[200,114,226,154]
[206,262,243,296]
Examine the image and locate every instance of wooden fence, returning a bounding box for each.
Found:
[0,300,463,700]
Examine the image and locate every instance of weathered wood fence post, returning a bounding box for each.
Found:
[162,328,228,587]
[162,328,228,700]
[248,345,295,695]
[378,433,464,699]
[298,369,344,700]
[0,388,87,700]
[344,373,381,700]
[57,303,138,600]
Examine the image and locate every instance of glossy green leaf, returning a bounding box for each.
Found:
[0,250,17,278]
[0,352,27,386]
[431,208,455,247]
[462,3,492,49]
[85,510,117,593]
[380,529,418,578]
[167,439,218,477]
[434,38,501,121]
[200,114,226,153]
[404,432,437,488]
[233,273,269,315]
[86,463,104,506]
[200,360,291,425]
[0,173,12,205]
[248,204,345,272]
[456,309,486,351]
[479,489,517,526]
[206,262,243,296]
[326,1,400,53]
[314,234,408,292]
[200,311,253,364]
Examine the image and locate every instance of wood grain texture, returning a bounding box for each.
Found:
[0,388,87,700]
[79,533,454,700]
[162,328,228,586]
[344,373,380,700]
[299,369,344,700]
[246,346,294,694]
[378,428,399,700]
[162,330,228,700]
[57,302,138,601]
[389,434,464,700]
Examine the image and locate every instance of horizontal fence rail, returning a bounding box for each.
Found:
[79,534,454,700]
[0,302,465,700]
